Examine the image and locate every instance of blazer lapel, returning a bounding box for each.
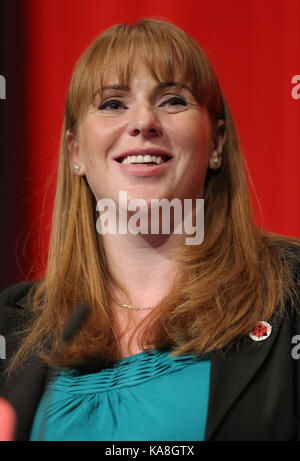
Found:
[205,312,284,440]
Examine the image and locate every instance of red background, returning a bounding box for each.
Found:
[10,0,300,280]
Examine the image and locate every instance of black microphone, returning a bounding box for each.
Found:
[51,303,89,363]
[36,304,89,440]
[61,304,89,344]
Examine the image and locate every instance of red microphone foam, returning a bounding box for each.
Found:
[0,397,16,441]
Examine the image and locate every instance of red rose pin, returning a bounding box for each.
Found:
[249,321,272,341]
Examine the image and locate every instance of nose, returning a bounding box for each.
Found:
[127,104,163,139]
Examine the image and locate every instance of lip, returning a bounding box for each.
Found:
[113,148,173,162]
[114,156,174,177]
[112,148,173,178]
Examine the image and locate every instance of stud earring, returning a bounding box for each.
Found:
[74,164,81,175]
[211,150,223,168]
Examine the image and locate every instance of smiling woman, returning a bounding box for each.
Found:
[0,18,300,442]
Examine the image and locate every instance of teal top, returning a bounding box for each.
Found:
[30,349,211,441]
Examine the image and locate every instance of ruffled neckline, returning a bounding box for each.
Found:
[48,348,209,395]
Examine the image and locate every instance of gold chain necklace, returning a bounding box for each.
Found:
[112,298,157,310]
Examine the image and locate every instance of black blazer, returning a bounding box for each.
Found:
[0,276,300,441]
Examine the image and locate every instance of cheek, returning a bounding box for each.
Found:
[78,125,110,169]
[171,116,211,161]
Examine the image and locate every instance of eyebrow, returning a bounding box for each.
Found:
[100,82,195,96]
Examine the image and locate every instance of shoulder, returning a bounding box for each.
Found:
[0,281,36,335]
[266,235,300,265]
[277,240,300,272]
[274,241,300,328]
[267,237,300,292]
[0,281,35,309]
[280,241,300,299]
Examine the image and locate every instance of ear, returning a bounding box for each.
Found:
[209,119,227,170]
[66,129,85,176]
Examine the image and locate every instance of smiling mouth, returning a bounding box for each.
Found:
[116,154,172,165]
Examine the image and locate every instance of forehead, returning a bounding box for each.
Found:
[101,64,188,91]
[93,61,190,104]
[100,60,183,87]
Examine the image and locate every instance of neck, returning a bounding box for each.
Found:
[103,231,184,307]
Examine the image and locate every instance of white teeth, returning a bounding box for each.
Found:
[121,154,165,165]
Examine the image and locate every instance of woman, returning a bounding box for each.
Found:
[0,18,299,441]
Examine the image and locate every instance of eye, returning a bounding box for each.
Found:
[98,99,125,110]
[163,97,187,107]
